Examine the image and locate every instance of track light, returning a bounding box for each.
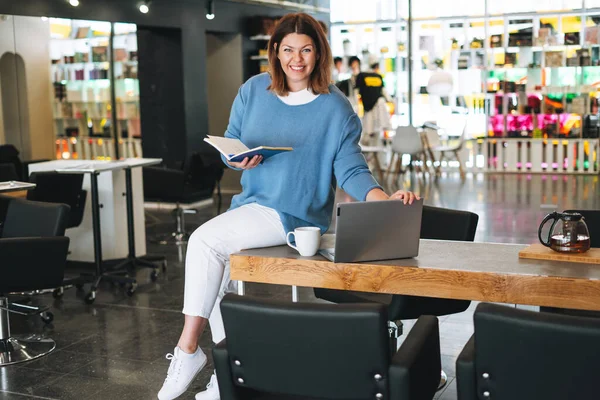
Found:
[69,0,79,6]
[138,1,150,14]
[206,0,215,20]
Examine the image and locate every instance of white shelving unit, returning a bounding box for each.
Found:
[50,19,141,160]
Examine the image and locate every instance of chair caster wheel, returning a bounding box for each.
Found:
[85,291,96,304]
[52,287,64,299]
[150,270,159,282]
[41,311,54,324]
[126,283,138,296]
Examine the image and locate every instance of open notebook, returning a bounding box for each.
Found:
[204,135,292,163]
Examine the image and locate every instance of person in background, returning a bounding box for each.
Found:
[332,56,343,83]
[344,55,362,111]
[348,55,361,76]
[157,13,418,400]
[370,61,382,76]
[356,60,393,146]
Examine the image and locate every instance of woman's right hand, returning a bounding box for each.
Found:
[228,155,263,170]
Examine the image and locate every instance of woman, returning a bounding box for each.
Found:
[158,13,419,400]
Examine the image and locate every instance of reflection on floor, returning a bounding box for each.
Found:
[1,173,598,399]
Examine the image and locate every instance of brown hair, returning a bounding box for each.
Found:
[267,13,332,96]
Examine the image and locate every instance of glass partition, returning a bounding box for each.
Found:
[331,0,600,140]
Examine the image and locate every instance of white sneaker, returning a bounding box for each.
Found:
[195,372,220,400]
[158,347,207,400]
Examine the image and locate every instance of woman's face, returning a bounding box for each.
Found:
[277,33,317,92]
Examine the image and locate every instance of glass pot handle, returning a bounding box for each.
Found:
[538,212,559,248]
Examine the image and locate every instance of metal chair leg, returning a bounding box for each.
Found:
[387,317,447,392]
[0,296,55,366]
[438,370,448,391]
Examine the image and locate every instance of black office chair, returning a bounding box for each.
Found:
[2,198,69,238]
[0,144,48,181]
[144,152,225,244]
[0,194,10,234]
[540,209,600,317]
[27,172,87,229]
[314,205,479,389]
[456,302,600,400]
[0,199,70,365]
[23,172,90,297]
[214,294,442,400]
[0,145,24,180]
[0,163,19,181]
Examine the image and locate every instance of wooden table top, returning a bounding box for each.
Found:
[230,239,600,311]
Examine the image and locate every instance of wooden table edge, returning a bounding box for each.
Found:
[230,253,600,312]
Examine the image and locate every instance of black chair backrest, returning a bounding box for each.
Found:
[0,163,18,181]
[0,236,70,293]
[2,198,70,238]
[565,209,600,248]
[0,194,11,226]
[421,205,479,241]
[0,144,23,180]
[386,206,479,319]
[27,172,86,228]
[187,152,225,192]
[142,166,186,202]
[472,303,600,399]
[220,294,390,399]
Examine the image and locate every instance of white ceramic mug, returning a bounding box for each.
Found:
[286,227,321,257]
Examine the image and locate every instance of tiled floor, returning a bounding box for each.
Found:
[1,172,599,399]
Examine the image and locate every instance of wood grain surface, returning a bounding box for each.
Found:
[3,190,27,198]
[231,240,600,311]
[519,243,600,264]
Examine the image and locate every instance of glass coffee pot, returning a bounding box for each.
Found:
[538,211,591,253]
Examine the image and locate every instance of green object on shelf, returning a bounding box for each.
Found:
[532,128,543,139]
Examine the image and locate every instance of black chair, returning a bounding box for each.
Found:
[0,144,48,181]
[2,198,69,238]
[144,152,225,244]
[0,199,70,365]
[213,294,442,400]
[314,205,479,388]
[0,194,11,234]
[456,302,600,400]
[0,145,24,180]
[23,172,91,297]
[0,163,19,181]
[540,209,600,317]
[27,172,87,229]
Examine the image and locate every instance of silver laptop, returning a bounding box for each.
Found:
[319,199,423,263]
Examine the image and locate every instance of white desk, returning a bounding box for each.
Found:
[28,159,161,263]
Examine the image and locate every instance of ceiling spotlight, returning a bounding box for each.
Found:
[138,1,150,14]
[69,0,79,6]
[206,0,215,20]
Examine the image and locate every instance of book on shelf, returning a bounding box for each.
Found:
[545,51,563,67]
[204,135,292,163]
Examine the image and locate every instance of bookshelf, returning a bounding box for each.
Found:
[50,19,141,160]
[330,2,600,174]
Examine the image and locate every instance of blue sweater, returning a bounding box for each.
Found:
[223,73,382,234]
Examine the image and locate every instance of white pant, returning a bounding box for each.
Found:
[182,203,287,344]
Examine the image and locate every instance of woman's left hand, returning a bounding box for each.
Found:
[389,190,420,205]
